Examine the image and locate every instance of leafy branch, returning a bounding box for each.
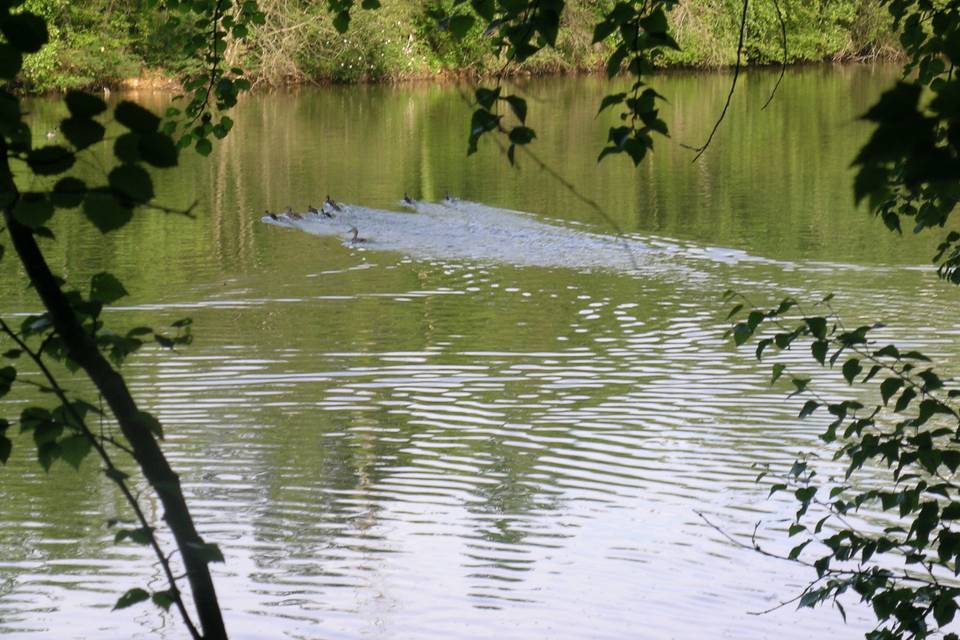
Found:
[725,289,960,639]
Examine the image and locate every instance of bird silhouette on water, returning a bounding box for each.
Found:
[325,195,343,212]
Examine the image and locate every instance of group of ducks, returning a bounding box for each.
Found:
[265,192,460,244]
[265,195,343,221]
[265,195,369,243]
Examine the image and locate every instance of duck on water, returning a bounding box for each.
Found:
[325,195,343,212]
[348,227,368,244]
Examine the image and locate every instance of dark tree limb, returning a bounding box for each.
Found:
[0,319,202,640]
[0,147,227,639]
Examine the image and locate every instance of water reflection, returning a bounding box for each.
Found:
[0,66,958,639]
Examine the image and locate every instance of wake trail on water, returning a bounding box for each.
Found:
[261,199,792,276]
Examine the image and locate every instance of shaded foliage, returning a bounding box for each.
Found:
[0,1,261,638]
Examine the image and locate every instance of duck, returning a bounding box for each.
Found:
[307,204,321,216]
[325,195,343,212]
[265,209,279,221]
[285,206,303,220]
[444,191,459,203]
[348,226,368,243]
[402,192,415,207]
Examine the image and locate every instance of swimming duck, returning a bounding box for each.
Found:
[402,192,415,207]
[348,226,368,243]
[325,195,343,212]
[444,191,459,203]
[307,204,321,216]
[265,209,279,221]
[285,206,303,220]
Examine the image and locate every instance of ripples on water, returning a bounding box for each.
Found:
[3,69,960,639]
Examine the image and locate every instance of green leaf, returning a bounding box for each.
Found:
[799,400,819,418]
[90,272,129,305]
[804,317,827,340]
[333,10,350,33]
[59,434,91,470]
[593,20,617,44]
[811,340,827,365]
[942,503,960,520]
[475,87,500,110]
[732,322,752,346]
[504,95,527,123]
[788,540,811,560]
[0,435,10,464]
[26,146,75,176]
[151,590,176,611]
[195,137,212,156]
[0,44,23,79]
[842,358,862,385]
[113,588,150,610]
[755,338,772,360]
[771,363,786,384]
[108,165,154,204]
[83,190,133,233]
[508,126,536,145]
[115,527,154,545]
[895,387,917,412]
[60,117,105,151]
[65,91,107,118]
[114,101,160,133]
[934,595,958,627]
[639,8,667,34]
[598,92,627,116]
[13,192,54,228]
[114,133,142,164]
[187,541,225,563]
[51,177,86,209]
[1,11,48,53]
[790,377,810,395]
[448,14,475,39]
[880,378,903,405]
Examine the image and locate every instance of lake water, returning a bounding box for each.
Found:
[1,65,959,639]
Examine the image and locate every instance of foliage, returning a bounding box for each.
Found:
[725,291,960,639]
[0,1,261,638]
[5,0,905,90]
[852,0,960,284]
[715,5,960,638]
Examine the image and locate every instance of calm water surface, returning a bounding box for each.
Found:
[1,66,959,639]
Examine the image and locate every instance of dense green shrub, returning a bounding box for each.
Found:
[8,0,905,90]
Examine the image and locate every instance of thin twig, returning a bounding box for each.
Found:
[681,0,749,161]
[761,0,787,110]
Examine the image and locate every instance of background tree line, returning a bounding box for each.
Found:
[19,0,898,91]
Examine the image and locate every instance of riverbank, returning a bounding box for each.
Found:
[20,0,901,93]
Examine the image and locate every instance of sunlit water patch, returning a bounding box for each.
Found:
[260,199,787,276]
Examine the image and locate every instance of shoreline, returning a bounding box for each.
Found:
[34,55,904,96]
